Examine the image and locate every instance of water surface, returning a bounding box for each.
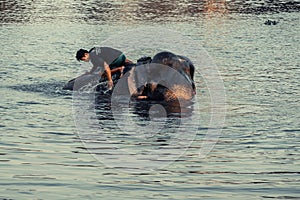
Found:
[0,0,299,199]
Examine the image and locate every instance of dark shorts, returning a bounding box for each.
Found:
[109,54,126,69]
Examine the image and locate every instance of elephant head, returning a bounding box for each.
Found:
[126,51,196,102]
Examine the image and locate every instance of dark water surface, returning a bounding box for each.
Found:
[0,0,299,199]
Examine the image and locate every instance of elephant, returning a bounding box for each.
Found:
[123,51,196,102]
[63,51,196,102]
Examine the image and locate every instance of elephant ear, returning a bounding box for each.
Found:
[176,55,195,81]
[126,64,149,96]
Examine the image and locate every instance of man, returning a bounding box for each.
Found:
[76,47,131,90]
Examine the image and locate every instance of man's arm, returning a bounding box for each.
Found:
[103,62,113,89]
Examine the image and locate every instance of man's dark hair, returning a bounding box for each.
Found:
[76,49,88,61]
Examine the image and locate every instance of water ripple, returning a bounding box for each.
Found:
[0,0,299,24]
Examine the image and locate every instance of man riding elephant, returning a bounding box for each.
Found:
[75,47,133,90]
[64,50,196,102]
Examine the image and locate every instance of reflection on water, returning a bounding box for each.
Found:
[0,0,299,23]
[72,89,201,172]
[94,93,195,121]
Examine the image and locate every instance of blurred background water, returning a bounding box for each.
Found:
[0,0,299,199]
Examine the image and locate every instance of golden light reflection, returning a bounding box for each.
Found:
[203,0,228,15]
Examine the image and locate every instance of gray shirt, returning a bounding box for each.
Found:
[89,47,123,73]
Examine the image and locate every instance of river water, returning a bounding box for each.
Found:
[0,0,299,199]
